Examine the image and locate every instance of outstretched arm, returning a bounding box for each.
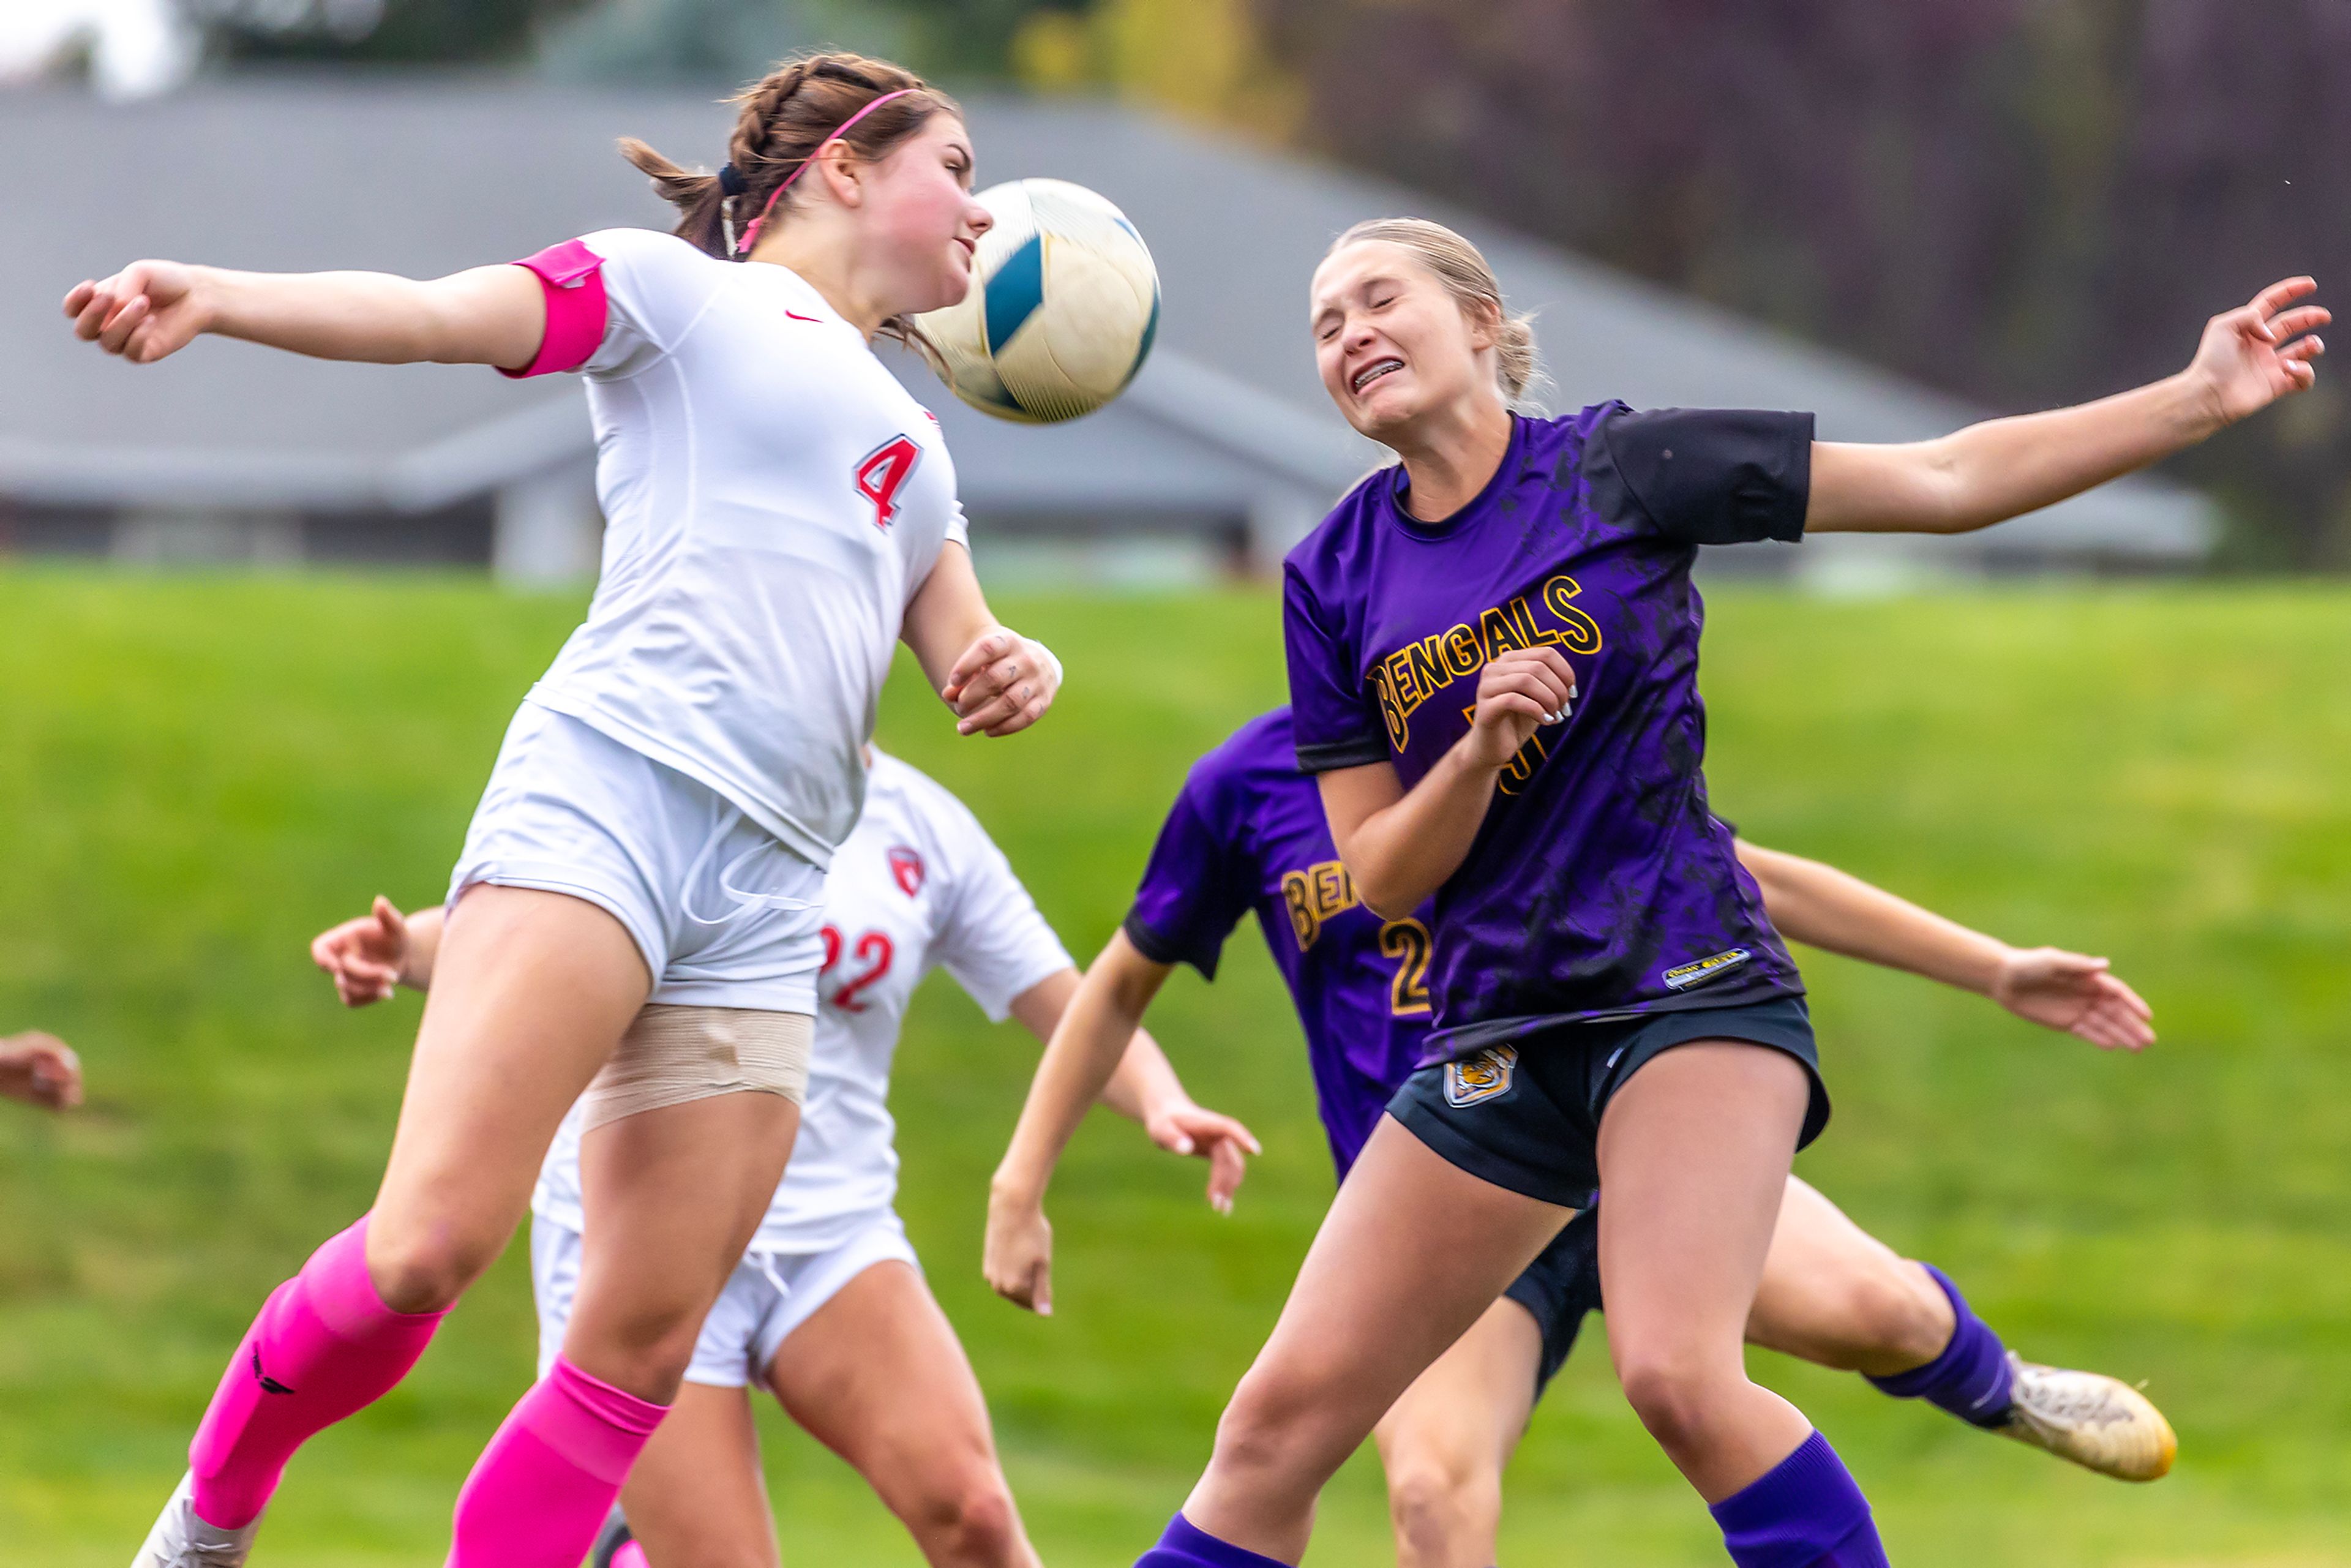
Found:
[901,543,1062,738]
[988,930,1183,1314]
[1736,840,2153,1051]
[63,261,546,370]
[1006,969,1258,1217]
[312,898,445,1006]
[1807,277,2327,535]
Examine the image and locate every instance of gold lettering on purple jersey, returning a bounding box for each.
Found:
[1479,602,1531,658]
[1442,625,1482,677]
[1282,858,1362,951]
[1540,575,1605,655]
[1370,590,1603,751]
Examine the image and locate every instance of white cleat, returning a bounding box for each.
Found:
[1997,1351,2178,1482]
[132,1471,263,1567]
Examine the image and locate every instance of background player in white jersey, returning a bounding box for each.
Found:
[69,52,1076,1567]
[312,749,1260,1568]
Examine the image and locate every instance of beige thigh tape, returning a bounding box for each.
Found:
[580,1004,813,1132]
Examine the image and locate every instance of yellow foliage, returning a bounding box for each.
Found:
[1013,0,1305,141]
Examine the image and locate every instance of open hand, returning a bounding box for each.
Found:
[1143,1099,1262,1215]
[1461,647,1575,771]
[2188,276,2328,427]
[0,1032,83,1111]
[983,1186,1056,1316]
[311,897,412,1007]
[63,261,209,364]
[942,628,1059,737]
[1990,947,2154,1051]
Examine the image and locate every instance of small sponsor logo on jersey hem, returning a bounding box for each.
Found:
[1444,1044,1518,1107]
[1662,948,1752,991]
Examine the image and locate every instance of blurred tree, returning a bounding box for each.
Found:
[188,0,588,63]
[1013,0,1302,138]
[1251,0,2351,567]
[534,0,897,84]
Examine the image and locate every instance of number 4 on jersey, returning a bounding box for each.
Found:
[855,436,923,532]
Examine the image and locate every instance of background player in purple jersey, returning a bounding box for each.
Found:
[989,707,2170,1568]
[993,218,2323,1568]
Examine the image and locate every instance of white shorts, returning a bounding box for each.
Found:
[449,701,827,1014]
[530,1210,922,1389]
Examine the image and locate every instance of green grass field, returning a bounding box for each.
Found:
[2,572,2349,1566]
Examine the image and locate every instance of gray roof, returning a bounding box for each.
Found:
[1,80,2211,558]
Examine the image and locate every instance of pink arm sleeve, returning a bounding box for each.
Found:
[500,239,609,380]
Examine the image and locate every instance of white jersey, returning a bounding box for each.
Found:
[526,228,970,869]
[534,751,1072,1253]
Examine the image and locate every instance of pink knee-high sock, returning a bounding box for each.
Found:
[189,1215,448,1529]
[446,1356,668,1568]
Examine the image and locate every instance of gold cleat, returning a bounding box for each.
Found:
[1997,1352,2178,1482]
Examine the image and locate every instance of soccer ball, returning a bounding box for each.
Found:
[912,178,1160,424]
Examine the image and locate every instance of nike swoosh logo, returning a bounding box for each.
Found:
[784,311,822,323]
[252,1344,295,1397]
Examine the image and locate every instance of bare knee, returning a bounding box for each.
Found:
[900,1463,1023,1568]
[1617,1350,1744,1459]
[568,1292,711,1402]
[1210,1362,1352,1493]
[364,1222,501,1315]
[1384,1452,1501,1568]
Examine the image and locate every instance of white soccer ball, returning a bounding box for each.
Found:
[913,178,1160,424]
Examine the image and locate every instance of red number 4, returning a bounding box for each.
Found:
[854,436,922,531]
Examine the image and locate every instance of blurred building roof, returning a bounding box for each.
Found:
[0,79,2215,569]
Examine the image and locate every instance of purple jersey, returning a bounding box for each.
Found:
[1124,710,1431,1179]
[1283,405,1809,1056]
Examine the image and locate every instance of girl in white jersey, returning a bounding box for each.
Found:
[69,53,1064,1568]
[312,749,1259,1568]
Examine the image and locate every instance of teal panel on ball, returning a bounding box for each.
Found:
[1126,288,1160,389]
[984,233,1046,354]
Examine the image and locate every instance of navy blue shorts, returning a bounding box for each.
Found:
[1502,1208,1603,1395]
[1387,996,1828,1210]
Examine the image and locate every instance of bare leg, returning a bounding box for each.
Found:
[1371,1297,1543,1568]
[1595,1042,1813,1502]
[615,1383,781,1568]
[571,1089,804,1402]
[367,887,651,1311]
[1182,1116,1572,1563]
[770,1261,1040,1568]
[161,887,650,1544]
[1747,1177,1953,1378]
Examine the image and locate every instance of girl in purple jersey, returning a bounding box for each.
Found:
[994,218,2323,1568]
[988,707,2169,1568]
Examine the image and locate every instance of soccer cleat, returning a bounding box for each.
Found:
[131,1471,263,1567]
[1997,1352,2177,1481]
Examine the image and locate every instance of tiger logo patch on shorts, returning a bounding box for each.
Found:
[1445,1043,1519,1107]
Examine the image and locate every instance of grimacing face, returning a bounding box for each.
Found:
[853,113,992,317]
[1310,240,1501,444]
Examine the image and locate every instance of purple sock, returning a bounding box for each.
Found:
[1865,1264,2015,1428]
[1135,1512,1292,1568]
[1709,1431,1886,1568]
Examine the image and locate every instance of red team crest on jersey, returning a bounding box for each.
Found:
[855,436,923,531]
[888,846,926,897]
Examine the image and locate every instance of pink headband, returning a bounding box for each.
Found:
[735,88,918,256]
